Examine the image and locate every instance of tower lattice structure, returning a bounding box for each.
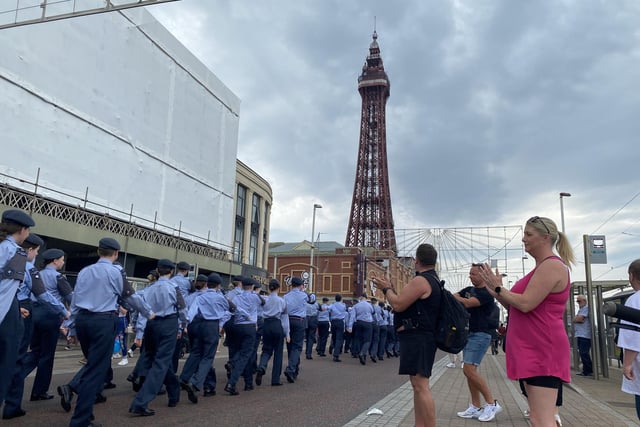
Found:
[345,31,396,252]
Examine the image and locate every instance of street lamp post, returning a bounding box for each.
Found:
[309,203,322,293]
[559,192,571,234]
[559,192,579,371]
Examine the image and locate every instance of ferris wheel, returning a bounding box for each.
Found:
[393,226,526,293]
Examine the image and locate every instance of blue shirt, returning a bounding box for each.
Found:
[329,301,347,321]
[188,288,230,326]
[373,304,384,325]
[40,265,73,305]
[171,273,192,300]
[306,300,319,317]
[0,236,24,323]
[575,305,591,339]
[284,288,309,317]
[348,299,374,329]
[232,290,263,324]
[318,304,330,322]
[226,286,243,302]
[16,261,67,317]
[263,293,290,338]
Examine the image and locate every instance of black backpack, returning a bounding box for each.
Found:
[487,302,500,330]
[423,271,470,354]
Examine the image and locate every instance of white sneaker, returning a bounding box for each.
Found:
[127,349,134,358]
[457,404,483,419]
[117,357,129,366]
[555,414,563,427]
[112,353,121,359]
[446,362,456,368]
[478,401,503,422]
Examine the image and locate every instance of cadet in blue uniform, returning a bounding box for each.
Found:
[256,279,289,386]
[129,259,187,415]
[180,272,230,399]
[250,282,265,380]
[283,277,311,383]
[224,278,264,395]
[223,275,244,379]
[369,297,382,363]
[316,297,330,357]
[0,209,34,408]
[376,301,389,361]
[304,293,319,360]
[3,234,68,419]
[348,293,375,365]
[329,294,347,362]
[171,261,192,372]
[58,237,154,427]
[24,248,72,401]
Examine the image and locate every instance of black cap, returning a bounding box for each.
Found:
[232,275,244,282]
[360,293,368,299]
[2,209,35,227]
[176,261,190,271]
[253,282,262,290]
[269,278,280,287]
[196,274,208,282]
[98,237,120,250]
[322,297,329,301]
[23,233,44,247]
[207,273,222,285]
[242,277,255,287]
[42,248,64,261]
[148,269,159,278]
[371,297,378,302]
[291,277,303,287]
[157,258,175,269]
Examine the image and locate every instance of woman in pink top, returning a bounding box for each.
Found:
[481,216,575,427]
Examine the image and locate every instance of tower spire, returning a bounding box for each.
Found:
[345,32,396,252]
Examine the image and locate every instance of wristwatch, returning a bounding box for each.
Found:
[494,286,502,294]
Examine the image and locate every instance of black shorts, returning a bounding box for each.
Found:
[519,377,563,406]
[398,330,437,377]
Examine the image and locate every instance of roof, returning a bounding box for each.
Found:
[269,240,344,254]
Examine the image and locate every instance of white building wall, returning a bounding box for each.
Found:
[0,8,239,249]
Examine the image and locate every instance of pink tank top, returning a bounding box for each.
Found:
[505,256,571,382]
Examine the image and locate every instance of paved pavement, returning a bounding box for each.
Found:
[10,341,640,426]
[346,352,639,426]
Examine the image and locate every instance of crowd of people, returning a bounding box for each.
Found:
[4,208,640,427]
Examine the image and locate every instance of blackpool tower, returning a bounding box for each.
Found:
[345,31,396,252]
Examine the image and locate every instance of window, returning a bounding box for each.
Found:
[341,275,351,293]
[342,261,351,269]
[249,193,260,266]
[234,184,247,263]
[261,202,270,265]
[323,276,332,293]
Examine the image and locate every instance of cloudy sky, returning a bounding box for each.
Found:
[149,0,640,282]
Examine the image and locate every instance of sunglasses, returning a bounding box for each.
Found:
[528,216,550,235]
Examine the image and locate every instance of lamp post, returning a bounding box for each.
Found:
[309,203,322,293]
[559,192,571,234]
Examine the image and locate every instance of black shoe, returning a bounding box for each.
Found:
[319,353,326,357]
[306,355,313,360]
[576,372,593,377]
[126,373,137,383]
[224,383,239,396]
[203,390,216,397]
[271,383,283,386]
[133,376,144,392]
[30,393,54,401]
[156,386,167,396]
[285,372,295,383]
[88,423,102,427]
[129,407,155,417]
[393,351,399,357]
[359,355,366,365]
[370,356,377,363]
[255,367,265,386]
[103,382,116,390]
[168,401,178,407]
[57,385,73,413]
[333,357,342,363]
[244,385,254,391]
[180,382,198,404]
[386,351,393,358]
[378,357,384,361]
[2,409,26,420]
[94,393,107,404]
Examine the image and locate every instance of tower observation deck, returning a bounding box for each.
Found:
[345,31,396,252]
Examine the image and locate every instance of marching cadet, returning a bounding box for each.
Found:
[3,235,69,420]
[376,301,389,361]
[180,273,230,399]
[328,294,347,362]
[283,277,311,383]
[224,278,264,395]
[129,259,188,416]
[316,297,330,357]
[369,297,382,363]
[25,247,74,401]
[58,237,154,427]
[348,293,375,365]
[250,281,265,378]
[256,279,289,386]
[171,261,192,300]
[223,275,244,379]
[0,209,34,408]
[304,292,319,360]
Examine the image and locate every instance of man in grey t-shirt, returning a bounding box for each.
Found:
[573,295,593,376]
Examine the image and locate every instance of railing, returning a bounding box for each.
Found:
[0,171,230,260]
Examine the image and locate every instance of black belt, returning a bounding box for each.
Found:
[155,313,178,320]
[289,315,305,320]
[79,309,117,315]
[264,316,280,320]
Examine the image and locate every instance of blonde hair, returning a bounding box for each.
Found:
[527,216,576,269]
